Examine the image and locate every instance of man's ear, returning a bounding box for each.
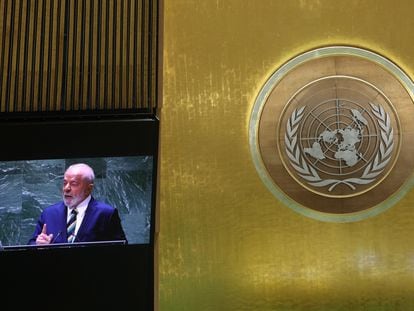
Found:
[87,183,94,195]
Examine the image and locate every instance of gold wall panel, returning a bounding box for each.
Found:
[160,1,414,310]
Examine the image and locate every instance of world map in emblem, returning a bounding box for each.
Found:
[304,109,368,167]
[283,77,397,197]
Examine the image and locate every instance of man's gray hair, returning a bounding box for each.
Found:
[66,163,95,183]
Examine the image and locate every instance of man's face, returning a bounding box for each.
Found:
[62,168,93,208]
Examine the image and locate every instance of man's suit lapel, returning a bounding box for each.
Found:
[57,203,68,240]
[74,197,95,242]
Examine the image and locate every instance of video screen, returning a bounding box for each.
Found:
[0,155,154,247]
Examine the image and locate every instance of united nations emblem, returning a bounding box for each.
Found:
[250,46,414,222]
[282,76,399,198]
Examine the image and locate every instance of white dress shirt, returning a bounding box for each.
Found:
[66,195,91,237]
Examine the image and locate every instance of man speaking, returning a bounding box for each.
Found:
[28,163,127,245]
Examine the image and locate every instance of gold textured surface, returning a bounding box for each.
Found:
[159,1,414,310]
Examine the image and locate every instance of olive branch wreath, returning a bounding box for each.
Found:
[285,103,394,192]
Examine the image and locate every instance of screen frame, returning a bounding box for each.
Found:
[0,114,159,310]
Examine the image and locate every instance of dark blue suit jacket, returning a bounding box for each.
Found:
[28,197,127,245]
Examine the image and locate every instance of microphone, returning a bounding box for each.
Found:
[50,231,62,244]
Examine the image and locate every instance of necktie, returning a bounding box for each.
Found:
[67,209,78,243]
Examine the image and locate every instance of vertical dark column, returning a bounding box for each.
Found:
[0,0,10,110]
[29,0,39,112]
[95,0,102,110]
[111,0,117,110]
[53,0,63,111]
[37,0,47,110]
[69,0,78,110]
[103,0,109,109]
[5,0,16,112]
[86,0,94,110]
[140,0,146,109]
[153,0,160,114]
[132,0,138,108]
[148,0,154,111]
[21,0,31,111]
[119,0,124,109]
[61,0,71,111]
[126,0,131,109]
[13,0,24,112]
[46,0,55,111]
[78,0,86,110]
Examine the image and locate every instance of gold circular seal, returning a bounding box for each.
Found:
[250,46,414,222]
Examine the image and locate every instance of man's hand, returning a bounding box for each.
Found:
[35,224,54,245]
